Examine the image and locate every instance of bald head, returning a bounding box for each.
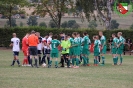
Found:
[12,33,16,37]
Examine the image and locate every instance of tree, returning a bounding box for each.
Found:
[6,18,17,27]
[39,22,47,27]
[72,23,80,29]
[0,0,29,27]
[32,0,74,29]
[88,20,98,29]
[67,20,76,28]
[49,20,57,28]
[61,21,68,28]
[111,20,119,29]
[130,24,133,29]
[27,16,38,26]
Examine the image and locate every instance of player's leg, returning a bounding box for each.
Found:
[11,52,16,66]
[15,52,20,67]
[74,55,79,68]
[38,50,42,66]
[60,54,64,67]
[41,48,46,64]
[119,54,123,65]
[55,53,59,68]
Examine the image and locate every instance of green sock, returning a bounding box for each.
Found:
[96,59,98,64]
[72,58,75,66]
[94,59,96,64]
[120,57,123,64]
[113,58,115,65]
[76,58,79,66]
[102,56,105,64]
[86,57,89,64]
[83,56,87,65]
[114,57,117,65]
[50,60,52,65]
[116,57,118,64]
[55,61,58,66]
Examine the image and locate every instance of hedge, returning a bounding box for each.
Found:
[0,27,133,49]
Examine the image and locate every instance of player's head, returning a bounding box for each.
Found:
[26,33,30,37]
[12,33,16,37]
[117,32,122,37]
[36,32,40,37]
[96,35,99,39]
[77,33,80,37]
[49,32,53,37]
[60,32,65,37]
[31,30,36,34]
[45,34,49,39]
[93,35,96,40]
[67,33,71,38]
[112,33,116,38]
[64,35,68,40]
[99,31,103,36]
[53,34,58,39]
[83,32,88,36]
[72,32,77,38]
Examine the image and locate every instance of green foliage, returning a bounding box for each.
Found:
[0,27,133,48]
[111,20,119,30]
[6,18,17,27]
[130,24,133,29]
[88,20,98,29]
[49,20,57,28]
[61,21,68,28]
[67,20,76,28]
[27,16,38,26]
[72,23,80,29]
[20,22,23,27]
[39,22,47,28]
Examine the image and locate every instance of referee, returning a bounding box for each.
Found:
[28,30,39,68]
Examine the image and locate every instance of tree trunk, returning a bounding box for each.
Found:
[9,5,12,27]
[58,11,62,29]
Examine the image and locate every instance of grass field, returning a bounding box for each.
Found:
[0,50,133,88]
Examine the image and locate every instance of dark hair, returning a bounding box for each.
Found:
[73,32,77,36]
[67,33,71,37]
[53,34,58,39]
[83,32,87,35]
[49,32,53,36]
[31,30,35,34]
[112,33,116,36]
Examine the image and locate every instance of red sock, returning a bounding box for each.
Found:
[23,59,25,65]
[25,58,28,64]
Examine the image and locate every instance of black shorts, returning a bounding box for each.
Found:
[38,50,42,54]
[29,46,37,56]
[45,49,51,54]
[13,51,19,56]
[61,53,69,58]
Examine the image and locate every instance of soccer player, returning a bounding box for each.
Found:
[96,35,101,64]
[111,33,118,65]
[28,30,39,68]
[99,31,107,65]
[46,32,53,65]
[10,33,20,67]
[36,32,43,65]
[117,32,125,65]
[60,35,71,68]
[77,33,83,64]
[41,35,48,64]
[48,34,60,68]
[72,32,80,68]
[82,32,91,66]
[93,35,99,66]
[22,33,30,66]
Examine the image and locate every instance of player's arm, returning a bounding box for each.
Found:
[9,39,13,47]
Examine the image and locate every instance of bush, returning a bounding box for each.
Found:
[61,21,68,28]
[88,20,98,29]
[27,16,38,26]
[130,24,133,29]
[6,18,17,27]
[72,23,80,29]
[39,22,47,28]
[111,20,119,30]
[67,20,76,28]
[49,20,57,28]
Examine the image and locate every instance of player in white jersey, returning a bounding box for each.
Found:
[41,35,48,64]
[96,35,101,63]
[36,32,43,65]
[46,32,53,65]
[10,33,20,67]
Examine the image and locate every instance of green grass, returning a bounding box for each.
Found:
[0,50,133,88]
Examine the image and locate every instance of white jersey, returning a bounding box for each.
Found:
[98,40,101,52]
[37,36,43,50]
[42,38,47,49]
[47,36,52,49]
[11,37,20,52]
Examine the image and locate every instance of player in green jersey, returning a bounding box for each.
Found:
[117,32,125,65]
[60,35,71,68]
[99,31,107,65]
[71,32,80,68]
[93,36,99,66]
[49,34,60,68]
[111,33,118,65]
[82,32,91,66]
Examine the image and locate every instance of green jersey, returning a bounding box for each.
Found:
[73,37,79,48]
[100,35,106,46]
[82,36,90,49]
[112,37,118,48]
[51,39,60,53]
[94,40,99,52]
[118,36,125,49]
